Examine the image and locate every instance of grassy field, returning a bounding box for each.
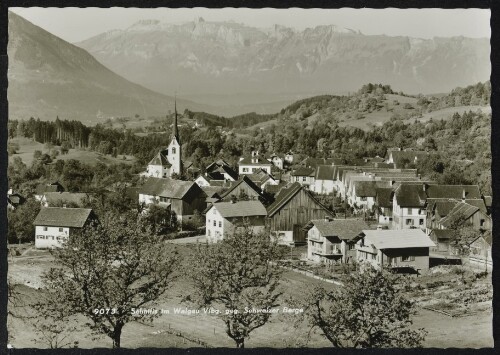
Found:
[7,245,493,349]
[8,137,135,167]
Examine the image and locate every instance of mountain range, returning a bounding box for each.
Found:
[77,17,491,107]
[7,12,211,123]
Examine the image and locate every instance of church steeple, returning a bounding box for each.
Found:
[173,96,180,144]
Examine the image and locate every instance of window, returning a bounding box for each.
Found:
[59,227,63,232]
[407,208,413,215]
[243,168,248,173]
[208,230,211,236]
[43,227,48,231]
[480,219,485,227]
[406,219,413,226]
[401,255,415,262]
[213,221,216,227]
[360,197,367,201]
[160,197,168,203]
[419,219,424,226]
[219,221,222,227]
[172,147,176,154]
[348,243,355,250]
[302,177,307,182]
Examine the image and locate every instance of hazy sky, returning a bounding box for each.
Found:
[10,7,490,43]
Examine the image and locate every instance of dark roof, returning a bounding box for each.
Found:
[439,202,482,228]
[33,207,93,228]
[304,219,369,241]
[267,182,333,217]
[354,181,380,198]
[376,187,394,208]
[394,184,427,207]
[201,186,225,198]
[291,167,315,177]
[430,229,455,240]
[428,200,457,217]
[239,155,272,166]
[316,165,335,180]
[219,176,265,200]
[138,178,200,199]
[36,181,64,195]
[264,181,288,195]
[148,150,171,167]
[426,185,481,199]
[209,200,267,218]
[389,150,429,165]
[43,192,88,206]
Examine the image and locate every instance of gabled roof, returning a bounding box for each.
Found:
[438,202,483,228]
[239,155,272,166]
[36,181,64,195]
[394,184,427,207]
[291,167,315,177]
[389,150,429,165]
[361,229,435,249]
[376,187,394,208]
[316,165,335,180]
[267,182,333,217]
[148,150,171,167]
[426,185,481,199]
[33,207,93,228]
[209,200,267,218]
[138,178,201,199]
[264,181,288,195]
[430,229,455,240]
[43,192,88,206]
[304,219,369,241]
[219,176,265,200]
[354,181,383,198]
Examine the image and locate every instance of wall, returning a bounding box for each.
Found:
[239,164,272,174]
[35,225,70,249]
[313,180,335,195]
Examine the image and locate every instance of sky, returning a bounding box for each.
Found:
[9,7,490,43]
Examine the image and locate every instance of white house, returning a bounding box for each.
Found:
[238,151,273,175]
[205,200,267,243]
[290,167,315,189]
[267,153,284,170]
[304,218,369,264]
[33,207,94,249]
[313,165,336,194]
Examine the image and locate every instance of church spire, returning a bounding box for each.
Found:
[173,94,180,144]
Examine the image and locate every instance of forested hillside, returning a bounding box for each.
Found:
[8,82,491,196]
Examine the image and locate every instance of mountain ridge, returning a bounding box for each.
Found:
[76,18,490,104]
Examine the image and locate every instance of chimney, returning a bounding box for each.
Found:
[462,188,466,201]
[422,183,428,192]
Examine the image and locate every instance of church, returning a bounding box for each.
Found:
[146,101,185,178]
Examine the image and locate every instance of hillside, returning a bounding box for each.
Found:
[7,12,210,124]
[77,18,490,109]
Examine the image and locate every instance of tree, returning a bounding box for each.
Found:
[61,141,71,154]
[189,224,284,348]
[40,213,178,348]
[7,198,41,244]
[142,203,178,236]
[301,266,426,348]
[33,150,42,160]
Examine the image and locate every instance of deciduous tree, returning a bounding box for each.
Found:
[189,224,284,348]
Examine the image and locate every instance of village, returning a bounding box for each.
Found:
[13,105,491,276]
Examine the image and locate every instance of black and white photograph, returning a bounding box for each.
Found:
[4,5,493,349]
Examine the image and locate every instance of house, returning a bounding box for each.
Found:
[205,200,267,243]
[385,150,429,168]
[40,192,89,207]
[468,234,492,270]
[375,187,394,225]
[313,165,336,195]
[290,167,315,189]
[267,153,284,170]
[429,229,456,254]
[205,160,238,181]
[33,207,95,249]
[195,175,212,188]
[267,182,334,245]
[146,101,186,178]
[392,183,433,230]
[247,169,280,190]
[437,201,492,231]
[138,178,207,223]
[304,218,369,264]
[34,181,64,201]
[217,176,269,204]
[7,189,25,210]
[349,180,387,212]
[355,229,435,273]
[238,151,273,175]
[284,151,294,164]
